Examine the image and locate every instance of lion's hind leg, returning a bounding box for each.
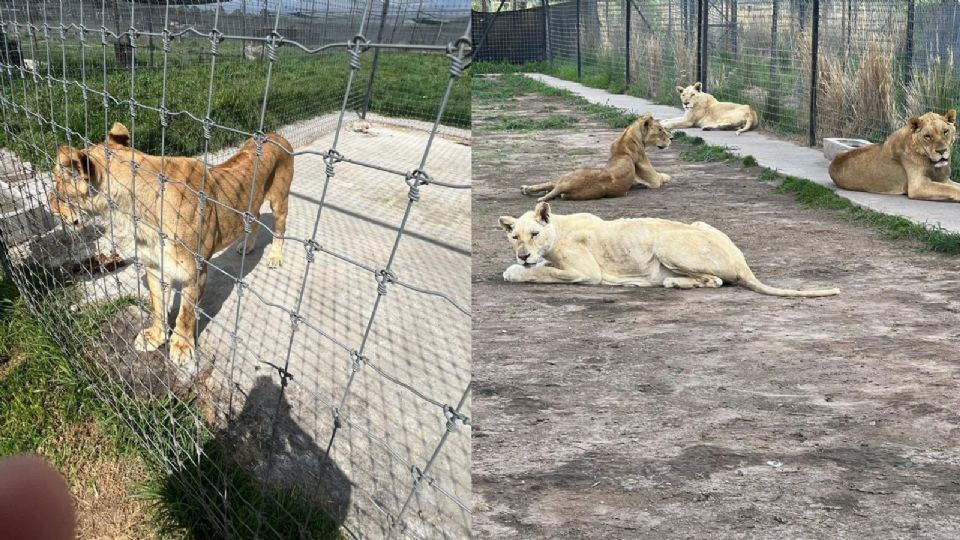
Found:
[521,181,555,196]
[663,275,724,289]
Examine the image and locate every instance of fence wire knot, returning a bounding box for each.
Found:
[127,28,139,48]
[159,107,171,128]
[242,211,255,233]
[235,278,248,296]
[99,26,108,46]
[350,350,365,373]
[347,35,369,70]
[161,29,171,53]
[443,405,470,432]
[409,465,434,489]
[405,169,430,201]
[253,131,266,156]
[202,117,213,140]
[333,408,343,429]
[375,269,396,295]
[304,239,320,262]
[208,29,223,55]
[324,149,343,177]
[266,32,283,61]
[196,190,207,210]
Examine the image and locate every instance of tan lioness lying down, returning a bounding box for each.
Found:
[48,122,294,363]
[520,113,672,202]
[829,110,957,201]
[499,202,839,298]
[662,82,758,135]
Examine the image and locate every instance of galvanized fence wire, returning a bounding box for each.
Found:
[0,0,471,538]
[487,0,959,155]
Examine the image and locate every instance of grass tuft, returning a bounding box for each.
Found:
[742,155,758,167]
[760,167,780,181]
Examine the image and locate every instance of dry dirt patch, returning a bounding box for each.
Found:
[472,87,960,539]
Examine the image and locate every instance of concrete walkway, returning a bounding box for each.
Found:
[526,73,960,234]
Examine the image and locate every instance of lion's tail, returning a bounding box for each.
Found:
[737,108,758,134]
[737,268,839,298]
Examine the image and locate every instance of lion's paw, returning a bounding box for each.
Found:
[267,254,283,269]
[134,327,166,352]
[660,174,672,184]
[503,264,527,282]
[169,335,195,365]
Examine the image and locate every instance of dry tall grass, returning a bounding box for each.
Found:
[905,51,959,118]
[804,38,898,139]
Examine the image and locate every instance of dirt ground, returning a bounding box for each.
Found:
[472,87,960,539]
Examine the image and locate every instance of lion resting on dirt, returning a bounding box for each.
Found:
[48,122,294,363]
[498,202,839,298]
[829,110,958,201]
[520,113,672,202]
[662,82,758,135]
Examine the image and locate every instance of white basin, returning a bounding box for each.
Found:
[823,137,873,161]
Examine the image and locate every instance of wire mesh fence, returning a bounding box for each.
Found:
[0,0,471,538]
[475,0,960,168]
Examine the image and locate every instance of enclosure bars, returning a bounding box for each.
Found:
[624,0,630,87]
[360,0,390,119]
[0,1,473,537]
[808,0,820,147]
[575,0,582,79]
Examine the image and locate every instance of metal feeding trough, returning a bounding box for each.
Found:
[823,138,873,161]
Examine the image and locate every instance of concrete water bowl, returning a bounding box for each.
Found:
[823,137,873,161]
[0,178,56,246]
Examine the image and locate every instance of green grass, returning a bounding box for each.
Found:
[776,176,960,253]
[489,113,578,130]
[1,44,469,166]
[474,74,637,129]
[759,167,780,182]
[0,270,342,538]
[741,155,758,167]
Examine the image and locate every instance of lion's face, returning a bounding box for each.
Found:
[637,115,672,150]
[48,122,131,227]
[48,146,97,227]
[907,110,956,168]
[676,82,705,111]
[499,202,556,267]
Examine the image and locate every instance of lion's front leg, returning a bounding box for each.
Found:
[634,162,671,189]
[502,263,599,284]
[661,116,694,130]
[906,171,960,202]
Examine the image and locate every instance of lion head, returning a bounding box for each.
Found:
[675,82,707,112]
[619,112,672,152]
[906,109,956,169]
[47,122,131,226]
[498,202,556,267]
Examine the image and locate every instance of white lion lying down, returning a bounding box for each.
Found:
[499,203,840,298]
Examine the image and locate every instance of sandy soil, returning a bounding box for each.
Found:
[472,88,960,539]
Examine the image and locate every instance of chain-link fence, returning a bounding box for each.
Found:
[0,0,471,538]
[475,0,960,165]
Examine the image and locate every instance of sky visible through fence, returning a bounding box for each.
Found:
[475,0,960,164]
[0,0,471,538]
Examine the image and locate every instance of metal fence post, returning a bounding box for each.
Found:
[699,0,708,89]
[903,0,915,87]
[808,0,820,147]
[576,0,582,80]
[625,0,631,88]
[542,0,551,63]
[695,0,702,83]
[361,0,391,119]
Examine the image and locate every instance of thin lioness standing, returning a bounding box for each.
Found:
[520,113,672,202]
[829,110,958,201]
[662,82,758,135]
[48,122,294,363]
[499,202,839,298]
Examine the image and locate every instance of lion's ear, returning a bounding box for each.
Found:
[499,216,516,232]
[534,201,551,224]
[107,122,130,147]
[907,116,922,132]
[694,82,702,91]
[945,109,957,125]
[675,86,684,94]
